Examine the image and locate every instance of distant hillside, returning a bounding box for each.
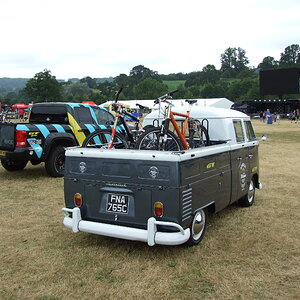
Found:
[0,78,28,90]
[163,80,185,90]
[0,76,115,91]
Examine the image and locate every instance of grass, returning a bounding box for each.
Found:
[1,119,300,299]
[163,80,185,91]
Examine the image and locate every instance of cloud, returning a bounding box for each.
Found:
[0,0,299,79]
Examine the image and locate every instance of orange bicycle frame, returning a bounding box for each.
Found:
[169,110,190,150]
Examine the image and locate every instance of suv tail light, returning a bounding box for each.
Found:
[15,130,28,147]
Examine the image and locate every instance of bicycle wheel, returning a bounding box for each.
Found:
[135,127,183,151]
[189,122,210,148]
[82,129,129,149]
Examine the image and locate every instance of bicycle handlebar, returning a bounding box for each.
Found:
[154,90,178,104]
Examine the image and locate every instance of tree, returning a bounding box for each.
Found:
[24,69,62,102]
[133,78,168,99]
[279,44,300,68]
[185,72,203,87]
[62,82,91,101]
[96,81,117,100]
[130,65,161,82]
[258,56,278,70]
[225,78,254,101]
[200,83,226,98]
[201,64,221,84]
[80,76,97,88]
[220,47,249,76]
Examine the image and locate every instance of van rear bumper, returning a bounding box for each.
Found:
[62,207,190,246]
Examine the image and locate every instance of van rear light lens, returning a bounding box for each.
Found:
[74,193,83,207]
[154,202,163,217]
[15,130,27,147]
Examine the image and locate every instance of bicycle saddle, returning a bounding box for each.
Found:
[185,99,198,105]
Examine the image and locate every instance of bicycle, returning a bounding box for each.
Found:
[82,88,142,149]
[135,90,210,151]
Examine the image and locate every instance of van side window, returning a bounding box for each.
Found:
[244,121,257,141]
[233,120,245,143]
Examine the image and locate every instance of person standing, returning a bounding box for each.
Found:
[296,109,300,124]
[19,108,24,119]
[266,109,272,124]
[263,111,266,123]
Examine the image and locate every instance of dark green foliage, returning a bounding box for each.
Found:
[279,44,300,68]
[1,44,299,104]
[133,78,168,99]
[24,69,62,102]
[80,76,97,89]
[220,47,249,76]
[258,56,279,70]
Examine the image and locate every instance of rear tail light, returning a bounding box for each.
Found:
[154,202,163,217]
[15,130,27,147]
[74,193,83,207]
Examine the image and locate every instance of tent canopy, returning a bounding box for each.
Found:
[82,101,96,105]
[101,98,233,110]
[12,103,29,109]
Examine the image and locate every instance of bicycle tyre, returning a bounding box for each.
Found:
[82,129,129,149]
[135,127,183,151]
[189,123,210,148]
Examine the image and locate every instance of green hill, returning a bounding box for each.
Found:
[163,80,185,90]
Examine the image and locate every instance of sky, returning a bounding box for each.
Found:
[0,0,299,80]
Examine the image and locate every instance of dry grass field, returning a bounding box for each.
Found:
[0,119,299,300]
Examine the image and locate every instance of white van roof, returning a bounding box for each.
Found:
[144,106,249,123]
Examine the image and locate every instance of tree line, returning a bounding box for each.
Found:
[1,44,299,104]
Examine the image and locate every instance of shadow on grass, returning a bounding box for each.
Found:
[0,163,52,180]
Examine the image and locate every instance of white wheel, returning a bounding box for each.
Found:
[187,209,207,246]
[238,178,256,207]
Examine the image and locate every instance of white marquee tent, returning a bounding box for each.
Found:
[101,98,233,111]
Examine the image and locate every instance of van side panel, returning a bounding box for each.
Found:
[179,150,231,219]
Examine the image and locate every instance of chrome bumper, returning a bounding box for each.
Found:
[62,207,190,246]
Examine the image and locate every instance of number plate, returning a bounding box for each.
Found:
[106,193,129,214]
[0,150,7,157]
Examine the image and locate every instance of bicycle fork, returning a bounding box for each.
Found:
[158,120,169,150]
[108,114,119,149]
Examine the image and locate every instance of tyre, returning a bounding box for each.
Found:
[186,208,207,246]
[45,145,65,177]
[189,121,210,148]
[1,158,28,171]
[238,178,256,207]
[135,128,183,151]
[82,129,128,149]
